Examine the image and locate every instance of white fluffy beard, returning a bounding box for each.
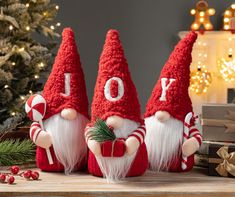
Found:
[145,115,183,172]
[96,119,139,182]
[43,113,89,174]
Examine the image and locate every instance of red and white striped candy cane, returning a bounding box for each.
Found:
[25,94,53,165]
[181,112,193,170]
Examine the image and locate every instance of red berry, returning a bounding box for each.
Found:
[26,170,32,174]
[23,171,31,179]
[33,171,39,177]
[10,166,20,174]
[0,174,6,183]
[31,172,39,180]
[7,176,15,184]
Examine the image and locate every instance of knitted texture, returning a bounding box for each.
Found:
[88,29,147,178]
[88,143,148,177]
[42,27,89,120]
[91,29,142,124]
[144,31,197,122]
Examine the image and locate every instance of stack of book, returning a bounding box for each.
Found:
[195,103,235,178]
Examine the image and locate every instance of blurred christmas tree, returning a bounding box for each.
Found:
[0,0,60,130]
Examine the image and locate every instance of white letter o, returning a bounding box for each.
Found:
[104,77,124,101]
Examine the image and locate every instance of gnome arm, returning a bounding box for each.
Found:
[126,124,146,155]
[182,125,202,157]
[189,125,202,146]
[29,122,52,149]
[84,126,102,156]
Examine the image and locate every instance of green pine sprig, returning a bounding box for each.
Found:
[88,118,116,142]
[0,139,35,166]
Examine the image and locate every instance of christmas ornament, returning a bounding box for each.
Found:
[223,4,235,30]
[145,31,202,172]
[190,66,212,94]
[190,0,215,31]
[26,28,89,174]
[218,49,235,83]
[0,166,40,184]
[85,29,148,181]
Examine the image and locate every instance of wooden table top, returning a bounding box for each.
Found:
[0,167,234,197]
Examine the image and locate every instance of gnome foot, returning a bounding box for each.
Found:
[88,143,148,177]
[36,146,86,172]
[167,153,195,172]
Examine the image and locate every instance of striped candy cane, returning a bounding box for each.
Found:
[26,94,53,165]
[181,112,193,170]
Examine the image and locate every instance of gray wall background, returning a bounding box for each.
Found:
[51,0,233,113]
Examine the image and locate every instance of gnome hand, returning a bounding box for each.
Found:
[182,137,200,157]
[125,136,140,155]
[87,139,101,156]
[35,131,52,149]
[29,122,52,149]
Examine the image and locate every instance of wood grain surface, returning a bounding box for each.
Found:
[0,167,234,197]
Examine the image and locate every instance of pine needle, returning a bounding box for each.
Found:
[0,139,35,166]
[88,118,116,142]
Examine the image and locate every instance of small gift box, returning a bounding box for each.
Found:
[202,104,235,142]
[101,139,126,157]
[208,143,235,177]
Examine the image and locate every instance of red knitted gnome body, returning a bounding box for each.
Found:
[29,28,89,173]
[85,30,148,180]
[144,31,202,172]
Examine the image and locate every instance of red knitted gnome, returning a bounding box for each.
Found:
[28,28,89,173]
[144,31,202,172]
[85,29,148,181]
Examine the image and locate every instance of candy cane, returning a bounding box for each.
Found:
[181,112,193,170]
[25,94,53,165]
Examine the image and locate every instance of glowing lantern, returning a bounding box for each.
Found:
[190,66,212,94]
[218,49,235,82]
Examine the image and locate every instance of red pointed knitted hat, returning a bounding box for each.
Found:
[91,29,142,124]
[42,27,89,120]
[144,31,197,122]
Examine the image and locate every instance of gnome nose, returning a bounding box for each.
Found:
[155,111,170,123]
[61,108,77,120]
[106,115,124,129]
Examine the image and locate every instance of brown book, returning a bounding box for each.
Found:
[198,141,235,155]
[202,104,235,142]
[194,153,208,168]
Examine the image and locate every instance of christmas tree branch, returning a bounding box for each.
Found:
[0,139,35,166]
[88,119,116,142]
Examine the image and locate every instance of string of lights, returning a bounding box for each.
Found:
[1,2,61,118]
